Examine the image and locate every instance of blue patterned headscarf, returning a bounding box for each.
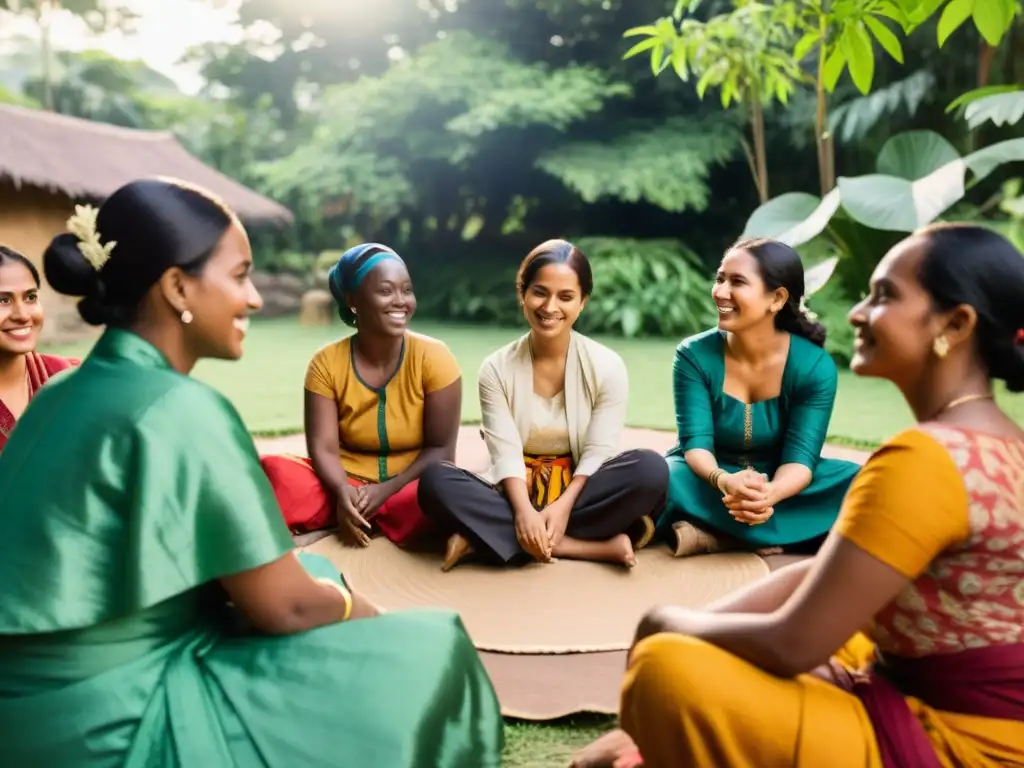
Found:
[326,243,404,326]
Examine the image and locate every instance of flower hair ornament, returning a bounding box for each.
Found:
[798,295,819,322]
[67,204,116,271]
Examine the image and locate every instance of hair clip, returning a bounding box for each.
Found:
[67,204,116,271]
[798,295,819,322]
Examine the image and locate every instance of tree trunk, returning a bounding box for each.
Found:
[978,42,995,87]
[749,96,769,203]
[966,41,999,152]
[815,39,835,196]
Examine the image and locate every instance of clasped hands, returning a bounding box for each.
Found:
[513,496,571,562]
[336,480,398,547]
[720,468,775,525]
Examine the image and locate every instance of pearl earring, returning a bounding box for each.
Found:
[181,310,193,325]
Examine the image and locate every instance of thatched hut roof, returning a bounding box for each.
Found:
[0,104,292,224]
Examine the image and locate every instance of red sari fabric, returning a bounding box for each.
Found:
[847,644,1024,768]
[259,454,434,544]
[0,353,78,452]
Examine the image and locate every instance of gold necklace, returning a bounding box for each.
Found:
[936,392,994,416]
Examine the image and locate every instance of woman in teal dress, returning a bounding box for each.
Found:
[659,237,860,557]
[0,179,503,767]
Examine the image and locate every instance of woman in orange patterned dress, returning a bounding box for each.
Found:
[572,224,1024,768]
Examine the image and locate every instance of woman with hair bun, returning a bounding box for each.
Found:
[261,243,462,546]
[0,179,502,767]
[0,245,78,452]
[659,237,860,557]
[580,224,1024,768]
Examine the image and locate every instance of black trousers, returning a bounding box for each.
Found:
[418,449,669,564]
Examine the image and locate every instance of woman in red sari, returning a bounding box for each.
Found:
[0,245,78,451]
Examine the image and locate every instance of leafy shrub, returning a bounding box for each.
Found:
[574,237,717,338]
[412,261,522,327]
[806,278,856,367]
[410,237,717,339]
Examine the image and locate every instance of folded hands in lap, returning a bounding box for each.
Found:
[721,468,774,525]
[336,480,400,548]
[515,505,552,561]
[337,485,372,547]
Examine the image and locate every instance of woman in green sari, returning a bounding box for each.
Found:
[658,237,859,558]
[0,179,503,767]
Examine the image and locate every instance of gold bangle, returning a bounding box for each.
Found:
[339,584,353,621]
[708,468,725,492]
[317,578,353,621]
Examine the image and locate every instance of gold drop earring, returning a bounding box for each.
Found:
[933,335,949,359]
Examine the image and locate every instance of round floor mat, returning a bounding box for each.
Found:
[301,537,769,654]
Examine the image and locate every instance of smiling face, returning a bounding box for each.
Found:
[0,260,43,357]
[352,258,416,338]
[521,262,585,339]
[712,248,787,334]
[179,221,262,361]
[848,235,942,390]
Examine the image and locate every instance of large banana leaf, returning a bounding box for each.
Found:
[838,131,966,232]
[964,138,1024,183]
[741,188,841,247]
[838,159,966,232]
[874,130,960,179]
[741,131,1024,296]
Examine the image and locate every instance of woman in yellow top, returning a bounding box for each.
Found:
[573,224,1024,768]
[261,243,462,546]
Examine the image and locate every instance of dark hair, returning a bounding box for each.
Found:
[43,178,234,327]
[0,245,40,287]
[729,237,827,347]
[516,239,594,298]
[917,223,1024,392]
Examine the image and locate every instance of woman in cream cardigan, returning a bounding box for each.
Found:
[418,239,669,571]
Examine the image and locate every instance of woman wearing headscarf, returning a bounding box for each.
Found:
[261,243,464,546]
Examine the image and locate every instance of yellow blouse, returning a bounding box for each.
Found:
[304,331,461,483]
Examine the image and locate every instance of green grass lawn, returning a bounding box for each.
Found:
[42,316,1024,447]
[39,316,1023,766]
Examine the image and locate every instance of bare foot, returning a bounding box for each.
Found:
[611,533,637,568]
[550,534,635,566]
[441,533,474,572]
[570,728,639,768]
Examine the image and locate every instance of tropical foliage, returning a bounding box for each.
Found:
[1,0,1023,346]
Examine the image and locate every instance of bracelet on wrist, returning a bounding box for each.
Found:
[708,468,726,493]
[318,578,353,620]
[339,584,353,621]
